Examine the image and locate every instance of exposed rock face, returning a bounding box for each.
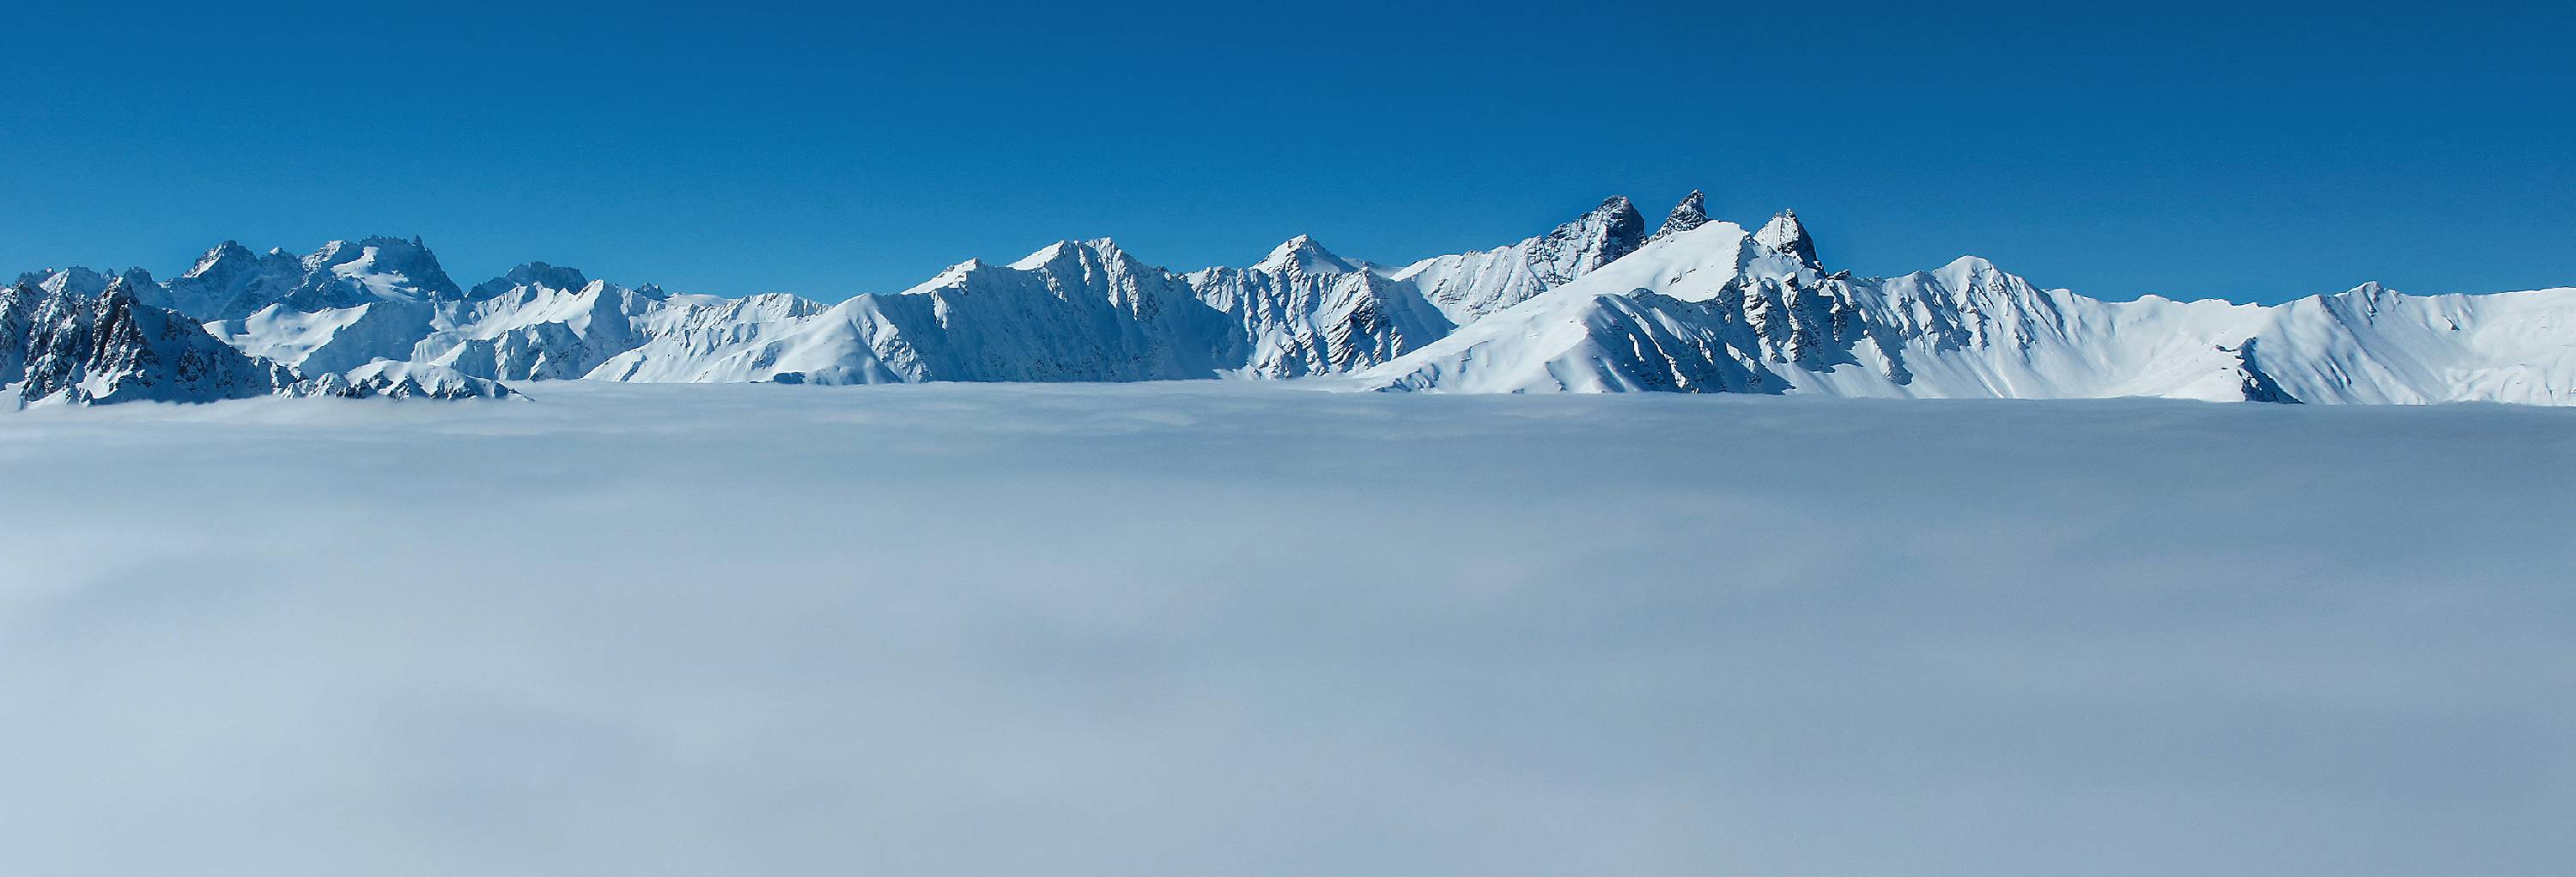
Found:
[1527,196,1647,286]
[1,274,520,407]
[1753,210,1820,266]
[1389,197,1653,325]
[1648,190,1709,242]
[0,279,290,406]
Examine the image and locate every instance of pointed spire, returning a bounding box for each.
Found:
[1754,209,1820,266]
[1649,190,1709,242]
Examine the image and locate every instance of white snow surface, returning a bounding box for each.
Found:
[0,382,2568,875]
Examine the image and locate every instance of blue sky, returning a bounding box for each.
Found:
[3,1,2568,303]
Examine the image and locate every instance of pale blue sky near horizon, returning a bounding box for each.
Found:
[3,1,2569,303]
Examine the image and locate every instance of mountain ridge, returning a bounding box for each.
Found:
[12,192,2574,405]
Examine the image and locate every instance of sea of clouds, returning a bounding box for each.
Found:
[2,382,2570,875]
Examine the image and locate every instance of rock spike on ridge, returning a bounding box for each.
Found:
[1649,190,1709,241]
[1754,209,1820,266]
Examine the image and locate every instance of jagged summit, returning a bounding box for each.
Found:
[1649,190,1709,242]
[152,235,468,320]
[1255,234,1360,276]
[0,275,292,406]
[299,235,463,300]
[1754,209,1819,266]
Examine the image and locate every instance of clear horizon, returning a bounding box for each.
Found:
[4,1,2569,304]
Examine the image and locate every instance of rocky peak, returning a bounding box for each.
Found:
[185,241,265,279]
[1754,210,1820,266]
[316,236,464,299]
[1255,234,1360,276]
[1528,195,1646,285]
[2,275,290,406]
[1649,190,1710,242]
[1010,240,1092,272]
[17,266,104,296]
[1009,238,1153,277]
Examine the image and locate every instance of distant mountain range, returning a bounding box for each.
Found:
[9,193,2573,405]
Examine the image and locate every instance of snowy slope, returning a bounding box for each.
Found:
[178,255,683,383]
[159,236,464,320]
[1387,196,1649,325]
[209,300,439,375]
[447,236,1472,385]
[1358,210,2576,403]
[414,263,677,381]
[590,240,1220,385]
[1183,236,1455,378]
[509,203,1633,386]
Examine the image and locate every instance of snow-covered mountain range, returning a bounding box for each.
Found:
[10,192,2573,405]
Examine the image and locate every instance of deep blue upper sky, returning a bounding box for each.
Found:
[4,1,2569,303]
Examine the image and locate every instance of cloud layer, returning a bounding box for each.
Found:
[3,384,2571,875]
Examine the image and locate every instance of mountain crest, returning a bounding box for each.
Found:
[1528,196,1646,285]
[301,235,464,300]
[1255,234,1360,276]
[470,261,592,299]
[1649,190,1709,241]
[15,265,155,298]
[186,241,261,278]
[1754,210,1820,266]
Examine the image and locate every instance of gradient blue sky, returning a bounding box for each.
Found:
[4,1,2569,303]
